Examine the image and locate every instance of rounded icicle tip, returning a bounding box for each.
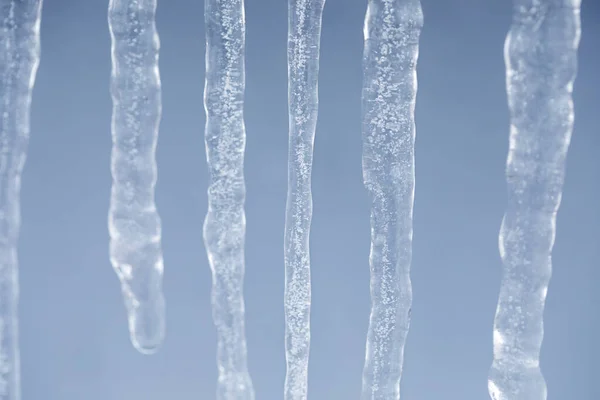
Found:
[108,0,167,356]
[128,296,166,355]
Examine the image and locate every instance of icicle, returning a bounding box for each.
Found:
[284,0,325,399]
[108,0,166,355]
[0,0,43,398]
[360,0,423,399]
[203,0,254,397]
[488,1,582,399]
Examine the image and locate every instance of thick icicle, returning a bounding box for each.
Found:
[203,0,254,398]
[0,1,42,398]
[107,0,166,355]
[360,1,422,399]
[284,0,325,399]
[488,1,581,399]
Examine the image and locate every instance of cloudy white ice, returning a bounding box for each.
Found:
[488,1,582,400]
[107,0,167,355]
[203,0,255,398]
[0,1,42,399]
[360,0,423,399]
[284,0,325,399]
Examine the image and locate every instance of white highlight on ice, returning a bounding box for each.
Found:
[360,1,422,399]
[108,0,166,355]
[488,1,581,399]
[0,1,42,398]
[203,0,254,397]
[284,0,325,399]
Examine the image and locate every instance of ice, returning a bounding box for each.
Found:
[488,1,582,399]
[203,0,255,397]
[283,0,326,399]
[107,0,166,355]
[360,0,423,399]
[0,0,42,398]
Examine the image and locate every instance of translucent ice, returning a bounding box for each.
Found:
[360,1,423,399]
[0,0,43,398]
[488,1,582,399]
[203,0,254,397]
[108,0,166,355]
[284,0,325,399]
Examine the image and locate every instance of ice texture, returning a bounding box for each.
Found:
[283,0,325,399]
[360,1,423,399]
[203,0,254,398]
[107,0,166,355]
[488,1,582,399]
[0,0,42,398]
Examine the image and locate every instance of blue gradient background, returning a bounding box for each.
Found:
[17,0,598,399]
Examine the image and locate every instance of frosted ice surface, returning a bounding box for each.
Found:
[360,1,422,399]
[362,0,423,400]
[108,0,166,355]
[203,0,254,398]
[488,1,581,399]
[283,0,325,399]
[0,0,42,399]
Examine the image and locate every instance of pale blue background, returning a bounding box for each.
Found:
[18,0,598,399]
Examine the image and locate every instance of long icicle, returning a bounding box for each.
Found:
[203,0,254,397]
[108,0,166,355]
[0,1,42,399]
[360,1,423,399]
[488,1,582,399]
[0,1,43,399]
[284,0,325,399]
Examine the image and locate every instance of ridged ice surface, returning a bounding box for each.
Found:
[284,0,325,399]
[360,1,422,399]
[0,1,42,399]
[488,1,581,399]
[107,0,166,355]
[203,0,254,398]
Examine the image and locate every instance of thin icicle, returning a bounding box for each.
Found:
[0,0,42,398]
[284,0,325,399]
[360,1,422,399]
[108,0,166,355]
[488,1,581,399]
[203,0,254,397]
